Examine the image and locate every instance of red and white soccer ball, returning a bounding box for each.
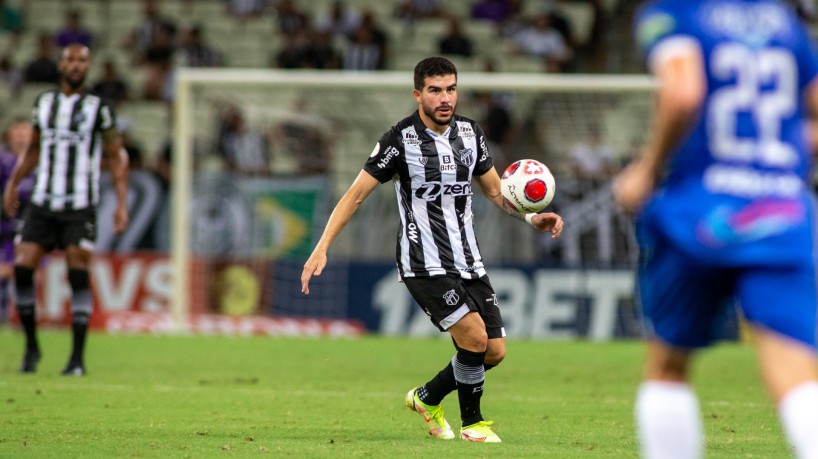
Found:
[500,159,556,214]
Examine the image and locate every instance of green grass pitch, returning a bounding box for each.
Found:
[0,329,789,458]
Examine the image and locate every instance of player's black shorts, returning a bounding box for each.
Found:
[17,204,97,252]
[403,274,505,339]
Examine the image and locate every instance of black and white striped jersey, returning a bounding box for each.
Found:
[364,111,494,279]
[30,90,117,211]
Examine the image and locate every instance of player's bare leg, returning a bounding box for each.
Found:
[754,327,818,458]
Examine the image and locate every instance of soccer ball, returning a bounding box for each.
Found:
[500,159,556,214]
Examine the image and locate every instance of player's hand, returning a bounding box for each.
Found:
[301,251,328,295]
[3,184,19,217]
[613,160,655,213]
[113,205,128,233]
[530,212,564,239]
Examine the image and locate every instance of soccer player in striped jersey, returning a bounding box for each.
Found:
[614,1,818,457]
[302,57,564,442]
[3,43,129,376]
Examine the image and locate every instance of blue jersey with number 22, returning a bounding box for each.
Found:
[635,0,818,266]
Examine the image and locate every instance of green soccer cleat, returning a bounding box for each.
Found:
[460,420,502,443]
[405,388,455,440]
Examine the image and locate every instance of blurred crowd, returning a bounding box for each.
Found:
[0,0,815,183]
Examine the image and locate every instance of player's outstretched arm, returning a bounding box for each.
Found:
[474,168,564,239]
[301,170,380,295]
[3,130,41,217]
[613,43,705,213]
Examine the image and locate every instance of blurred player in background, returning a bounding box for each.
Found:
[3,43,129,376]
[614,1,818,457]
[0,117,35,322]
[302,57,564,442]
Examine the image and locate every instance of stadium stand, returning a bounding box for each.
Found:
[1,0,622,168]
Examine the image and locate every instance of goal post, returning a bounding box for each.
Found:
[171,68,656,332]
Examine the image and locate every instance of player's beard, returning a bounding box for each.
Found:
[63,73,86,90]
[422,102,454,127]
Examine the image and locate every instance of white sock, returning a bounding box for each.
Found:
[635,381,703,459]
[779,381,818,459]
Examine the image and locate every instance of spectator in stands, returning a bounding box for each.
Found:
[358,9,389,69]
[56,10,94,49]
[542,0,575,50]
[0,0,22,36]
[91,59,130,106]
[177,25,224,68]
[117,119,144,170]
[273,0,309,36]
[473,60,514,166]
[154,140,172,189]
[569,124,617,193]
[24,33,60,84]
[511,13,571,72]
[304,30,341,69]
[576,0,608,73]
[217,105,271,176]
[397,0,444,21]
[226,0,268,19]
[269,96,333,175]
[0,54,22,97]
[139,23,175,101]
[471,0,516,24]
[343,24,381,71]
[124,0,176,62]
[438,16,474,58]
[0,117,34,322]
[314,0,360,38]
[273,28,311,69]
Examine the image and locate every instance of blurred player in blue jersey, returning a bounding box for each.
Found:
[614,1,818,457]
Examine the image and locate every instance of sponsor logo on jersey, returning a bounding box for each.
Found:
[443,289,459,306]
[407,222,419,243]
[458,124,476,139]
[415,181,472,200]
[637,12,675,49]
[479,136,489,161]
[377,146,400,169]
[403,130,420,146]
[460,148,474,166]
[705,3,788,41]
[440,154,456,172]
[41,130,91,144]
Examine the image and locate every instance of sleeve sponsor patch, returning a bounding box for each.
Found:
[637,12,677,50]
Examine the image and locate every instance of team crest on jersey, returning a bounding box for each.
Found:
[403,130,420,146]
[419,156,428,165]
[459,148,474,166]
[72,111,87,127]
[443,289,460,306]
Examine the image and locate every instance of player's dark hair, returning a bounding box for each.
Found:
[414,57,457,90]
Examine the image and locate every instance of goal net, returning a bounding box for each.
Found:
[171,69,655,331]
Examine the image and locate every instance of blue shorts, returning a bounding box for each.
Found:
[638,231,817,349]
